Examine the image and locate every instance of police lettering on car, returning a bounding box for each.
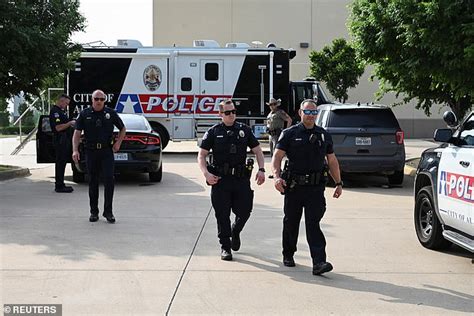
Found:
[72,89,126,224]
[271,99,343,276]
[198,99,266,261]
[49,94,75,193]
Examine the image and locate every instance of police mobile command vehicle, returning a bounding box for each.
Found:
[414,110,473,253]
[63,39,331,149]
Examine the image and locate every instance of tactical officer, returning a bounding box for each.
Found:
[271,99,342,276]
[49,94,75,193]
[198,99,266,261]
[72,90,126,223]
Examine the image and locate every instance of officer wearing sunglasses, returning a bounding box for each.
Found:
[72,89,126,224]
[198,99,266,261]
[271,99,342,276]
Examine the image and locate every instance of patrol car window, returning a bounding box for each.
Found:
[205,63,219,81]
[459,114,474,145]
[327,109,399,128]
[181,77,192,91]
[116,115,149,131]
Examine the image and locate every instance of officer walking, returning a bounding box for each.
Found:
[72,90,126,223]
[271,99,342,275]
[49,94,75,193]
[198,99,266,261]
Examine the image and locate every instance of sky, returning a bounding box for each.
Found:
[71,0,153,47]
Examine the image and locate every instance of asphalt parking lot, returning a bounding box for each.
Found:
[1,139,472,315]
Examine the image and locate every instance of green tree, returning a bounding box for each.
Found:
[0,0,85,99]
[0,98,9,127]
[309,38,365,103]
[349,0,474,119]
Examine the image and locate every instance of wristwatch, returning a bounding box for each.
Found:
[258,168,266,172]
[335,181,343,187]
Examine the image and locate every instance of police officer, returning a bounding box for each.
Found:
[198,99,266,261]
[72,90,126,223]
[49,94,75,193]
[271,99,342,275]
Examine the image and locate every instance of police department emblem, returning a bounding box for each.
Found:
[239,130,245,138]
[105,113,110,119]
[143,65,162,91]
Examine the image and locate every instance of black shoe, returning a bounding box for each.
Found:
[312,262,333,275]
[221,248,233,261]
[89,214,99,222]
[103,213,116,223]
[231,229,241,251]
[55,186,73,193]
[283,256,296,267]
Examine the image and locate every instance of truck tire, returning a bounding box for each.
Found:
[414,186,451,250]
[388,169,404,186]
[150,122,170,149]
[149,165,162,182]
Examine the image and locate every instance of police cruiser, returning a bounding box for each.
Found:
[414,110,473,253]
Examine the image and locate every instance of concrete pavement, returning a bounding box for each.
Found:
[1,138,472,315]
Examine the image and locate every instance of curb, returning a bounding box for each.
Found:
[404,157,420,177]
[0,165,30,181]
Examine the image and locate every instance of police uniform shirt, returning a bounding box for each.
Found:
[75,107,124,145]
[49,105,71,134]
[200,122,259,167]
[276,123,334,174]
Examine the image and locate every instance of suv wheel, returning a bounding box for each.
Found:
[388,169,404,186]
[414,186,451,250]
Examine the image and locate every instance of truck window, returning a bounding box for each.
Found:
[181,77,192,91]
[205,63,219,81]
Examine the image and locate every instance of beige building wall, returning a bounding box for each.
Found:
[153,0,448,138]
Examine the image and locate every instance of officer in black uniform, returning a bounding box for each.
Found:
[271,99,342,275]
[198,99,266,261]
[49,94,75,193]
[72,90,126,223]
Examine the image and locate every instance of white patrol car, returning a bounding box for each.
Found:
[414,110,473,252]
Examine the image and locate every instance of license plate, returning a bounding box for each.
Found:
[114,153,128,161]
[355,137,371,145]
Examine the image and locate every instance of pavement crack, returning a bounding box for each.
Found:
[165,205,212,315]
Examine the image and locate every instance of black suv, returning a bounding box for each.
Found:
[316,103,405,185]
[414,110,473,252]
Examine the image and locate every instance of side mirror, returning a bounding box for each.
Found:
[443,111,458,127]
[434,128,453,143]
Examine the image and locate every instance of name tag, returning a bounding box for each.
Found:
[216,135,224,138]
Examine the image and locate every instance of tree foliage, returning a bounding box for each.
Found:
[0,0,85,100]
[349,0,474,118]
[309,38,365,103]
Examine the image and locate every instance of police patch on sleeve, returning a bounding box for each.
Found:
[239,130,245,138]
[278,130,285,141]
[54,113,59,118]
[55,118,60,122]
[202,131,209,140]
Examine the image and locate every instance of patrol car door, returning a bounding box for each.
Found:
[437,113,474,234]
[36,115,55,163]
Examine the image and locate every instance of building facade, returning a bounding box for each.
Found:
[152,0,449,138]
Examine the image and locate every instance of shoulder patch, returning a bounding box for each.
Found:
[54,113,59,118]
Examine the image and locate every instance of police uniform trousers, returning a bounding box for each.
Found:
[211,176,254,250]
[85,148,115,216]
[53,133,70,189]
[283,184,327,264]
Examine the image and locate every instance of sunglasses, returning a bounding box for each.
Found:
[302,109,319,115]
[94,97,106,101]
[222,109,237,116]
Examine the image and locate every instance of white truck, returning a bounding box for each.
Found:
[65,40,330,148]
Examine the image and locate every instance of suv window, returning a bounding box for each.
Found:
[328,109,399,128]
[459,114,474,145]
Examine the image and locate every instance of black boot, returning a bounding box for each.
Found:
[221,248,233,261]
[312,262,333,275]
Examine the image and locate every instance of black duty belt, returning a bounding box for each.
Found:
[210,164,249,178]
[84,142,112,150]
[290,172,322,186]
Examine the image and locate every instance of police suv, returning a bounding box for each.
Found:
[414,110,473,253]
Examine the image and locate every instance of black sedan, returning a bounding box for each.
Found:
[72,114,163,182]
